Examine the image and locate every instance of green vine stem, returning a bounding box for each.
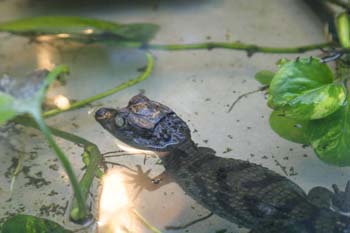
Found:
[11,52,155,223]
[14,115,102,222]
[43,52,154,118]
[113,40,333,55]
[70,145,101,222]
[32,114,88,222]
[131,209,162,233]
[145,42,332,55]
[14,116,165,232]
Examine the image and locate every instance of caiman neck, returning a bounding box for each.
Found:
[176,139,200,156]
[157,139,203,170]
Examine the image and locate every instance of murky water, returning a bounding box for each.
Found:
[0,0,350,232]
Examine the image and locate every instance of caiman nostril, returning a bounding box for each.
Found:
[95,108,110,120]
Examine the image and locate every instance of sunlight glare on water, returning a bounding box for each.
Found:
[98,169,136,233]
[53,94,70,110]
[36,45,55,70]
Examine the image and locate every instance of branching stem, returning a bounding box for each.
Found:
[43,52,154,118]
[145,42,332,55]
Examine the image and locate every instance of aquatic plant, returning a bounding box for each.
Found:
[0,0,350,231]
[257,12,350,166]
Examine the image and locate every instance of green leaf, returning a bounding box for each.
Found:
[269,110,310,144]
[255,70,275,85]
[0,16,159,43]
[337,12,350,48]
[0,67,89,220]
[0,93,16,124]
[0,66,68,124]
[268,57,346,120]
[1,214,72,233]
[308,100,350,166]
[276,58,290,66]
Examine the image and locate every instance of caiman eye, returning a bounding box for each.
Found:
[115,116,125,127]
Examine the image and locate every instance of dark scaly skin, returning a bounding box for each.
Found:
[95,94,350,233]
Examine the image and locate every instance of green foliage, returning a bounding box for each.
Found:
[1,215,72,233]
[0,67,68,122]
[337,12,350,48]
[269,110,309,144]
[0,16,159,43]
[0,66,89,220]
[268,57,346,120]
[263,56,350,166]
[255,70,274,85]
[0,93,16,124]
[308,99,350,166]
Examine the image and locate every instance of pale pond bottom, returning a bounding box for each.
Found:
[0,0,349,232]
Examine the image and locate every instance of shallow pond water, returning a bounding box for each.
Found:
[0,0,350,232]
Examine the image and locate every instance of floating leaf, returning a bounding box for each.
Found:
[269,110,309,144]
[0,16,159,43]
[255,70,274,85]
[0,67,68,125]
[268,57,346,120]
[308,99,350,166]
[1,214,72,233]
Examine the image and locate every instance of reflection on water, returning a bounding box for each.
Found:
[53,94,70,110]
[36,44,55,70]
[98,169,135,233]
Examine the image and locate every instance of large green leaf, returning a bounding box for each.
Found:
[0,67,68,125]
[0,16,159,43]
[268,57,346,120]
[1,214,72,233]
[255,70,275,85]
[308,99,350,166]
[269,110,309,144]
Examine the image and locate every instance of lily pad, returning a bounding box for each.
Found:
[0,16,159,43]
[268,57,346,120]
[0,67,67,125]
[1,214,72,233]
[269,110,309,144]
[308,99,350,166]
[255,70,274,85]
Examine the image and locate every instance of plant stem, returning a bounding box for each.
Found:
[227,86,268,113]
[324,0,350,9]
[70,144,102,222]
[14,115,103,222]
[119,41,333,55]
[43,52,154,118]
[32,113,88,222]
[142,42,333,55]
[131,209,162,233]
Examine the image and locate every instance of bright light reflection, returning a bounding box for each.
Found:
[36,35,54,42]
[98,169,135,233]
[36,45,55,70]
[57,33,70,38]
[84,28,94,34]
[53,95,70,110]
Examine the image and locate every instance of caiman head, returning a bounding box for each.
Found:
[95,94,191,152]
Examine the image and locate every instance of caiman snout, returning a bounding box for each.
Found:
[95,107,116,121]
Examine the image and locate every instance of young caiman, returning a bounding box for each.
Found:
[95,94,350,233]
